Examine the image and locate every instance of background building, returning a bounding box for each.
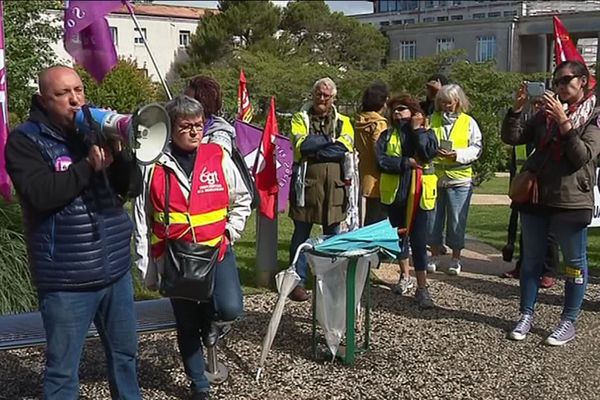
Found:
[355,0,600,73]
[49,3,215,82]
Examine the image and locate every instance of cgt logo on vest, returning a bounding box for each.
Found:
[197,167,224,194]
[54,156,73,172]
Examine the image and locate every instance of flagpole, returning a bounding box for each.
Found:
[124,1,172,100]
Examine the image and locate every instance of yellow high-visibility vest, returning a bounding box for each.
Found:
[431,112,473,180]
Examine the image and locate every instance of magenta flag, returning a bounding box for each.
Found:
[234,120,293,213]
[64,1,124,82]
[0,0,12,202]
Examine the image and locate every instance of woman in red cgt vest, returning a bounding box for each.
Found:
[133,95,251,400]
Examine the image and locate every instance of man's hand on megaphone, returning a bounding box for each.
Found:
[87,145,115,172]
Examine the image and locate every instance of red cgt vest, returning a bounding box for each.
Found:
[150,143,229,259]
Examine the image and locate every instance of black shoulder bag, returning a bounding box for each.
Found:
[159,170,220,302]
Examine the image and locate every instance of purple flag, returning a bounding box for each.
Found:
[234,120,293,213]
[64,1,124,82]
[0,0,11,202]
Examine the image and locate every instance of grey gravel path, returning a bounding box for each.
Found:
[2,241,600,400]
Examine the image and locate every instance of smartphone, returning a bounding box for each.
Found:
[440,139,453,151]
[526,81,545,97]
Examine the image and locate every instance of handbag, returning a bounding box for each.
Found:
[509,170,539,204]
[158,170,219,302]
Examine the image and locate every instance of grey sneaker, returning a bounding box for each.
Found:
[414,287,434,309]
[545,320,576,346]
[508,314,534,341]
[447,258,462,275]
[426,257,438,273]
[392,276,415,295]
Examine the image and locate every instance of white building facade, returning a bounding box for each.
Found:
[49,4,214,82]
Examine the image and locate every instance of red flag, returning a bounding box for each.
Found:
[253,97,278,219]
[553,15,596,90]
[237,69,253,122]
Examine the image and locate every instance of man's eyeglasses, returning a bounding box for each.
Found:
[314,91,334,101]
[179,123,204,133]
[393,105,409,113]
[552,75,580,87]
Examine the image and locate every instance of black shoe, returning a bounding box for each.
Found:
[191,391,210,400]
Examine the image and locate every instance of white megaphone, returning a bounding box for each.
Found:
[75,103,170,165]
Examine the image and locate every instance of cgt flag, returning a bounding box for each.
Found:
[253,97,279,219]
[64,0,124,83]
[237,69,253,122]
[553,15,596,90]
[0,0,11,202]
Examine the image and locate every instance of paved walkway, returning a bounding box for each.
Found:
[471,193,511,206]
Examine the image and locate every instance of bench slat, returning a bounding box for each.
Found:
[0,298,176,351]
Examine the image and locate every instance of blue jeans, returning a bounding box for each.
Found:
[38,272,140,400]
[399,208,432,271]
[289,220,340,285]
[427,185,473,251]
[520,212,588,321]
[170,246,243,394]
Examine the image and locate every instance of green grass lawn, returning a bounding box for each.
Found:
[473,175,510,195]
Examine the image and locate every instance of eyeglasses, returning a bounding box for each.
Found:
[314,91,334,101]
[178,122,204,134]
[393,105,409,113]
[552,75,580,87]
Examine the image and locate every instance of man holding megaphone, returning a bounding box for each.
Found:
[5,65,142,399]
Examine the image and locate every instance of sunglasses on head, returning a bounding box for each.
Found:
[552,75,581,87]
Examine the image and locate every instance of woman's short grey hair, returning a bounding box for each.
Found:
[435,83,471,113]
[312,77,337,97]
[164,95,204,126]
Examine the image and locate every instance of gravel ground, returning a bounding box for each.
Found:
[2,248,600,400]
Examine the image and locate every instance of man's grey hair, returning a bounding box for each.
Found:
[165,95,204,126]
[312,77,337,97]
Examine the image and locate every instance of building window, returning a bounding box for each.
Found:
[423,17,435,22]
[488,11,501,18]
[404,18,415,24]
[452,0,462,5]
[399,40,416,61]
[476,35,496,62]
[503,10,517,17]
[379,0,400,12]
[400,1,418,11]
[424,0,435,8]
[437,16,448,22]
[439,0,447,6]
[473,12,486,19]
[451,15,463,20]
[437,37,455,53]
[109,26,118,46]
[380,21,390,26]
[392,20,403,25]
[134,27,146,45]
[179,30,190,47]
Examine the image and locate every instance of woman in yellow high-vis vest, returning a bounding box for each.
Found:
[376,95,439,308]
[427,84,482,275]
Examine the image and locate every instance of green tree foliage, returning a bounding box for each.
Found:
[184,0,281,69]
[280,0,387,70]
[4,0,62,121]
[76,58,163,114]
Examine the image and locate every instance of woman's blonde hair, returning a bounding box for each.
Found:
[435,83,471,113]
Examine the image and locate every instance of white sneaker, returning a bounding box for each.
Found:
[392,275,415,295]
[447,258,462,275]
[426,258,438,273]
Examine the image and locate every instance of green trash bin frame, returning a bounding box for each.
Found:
[309,253,376,365]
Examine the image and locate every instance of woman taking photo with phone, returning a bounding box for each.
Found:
[427,84,482,275]
[376,95,438,308]
[501,60,600,346]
